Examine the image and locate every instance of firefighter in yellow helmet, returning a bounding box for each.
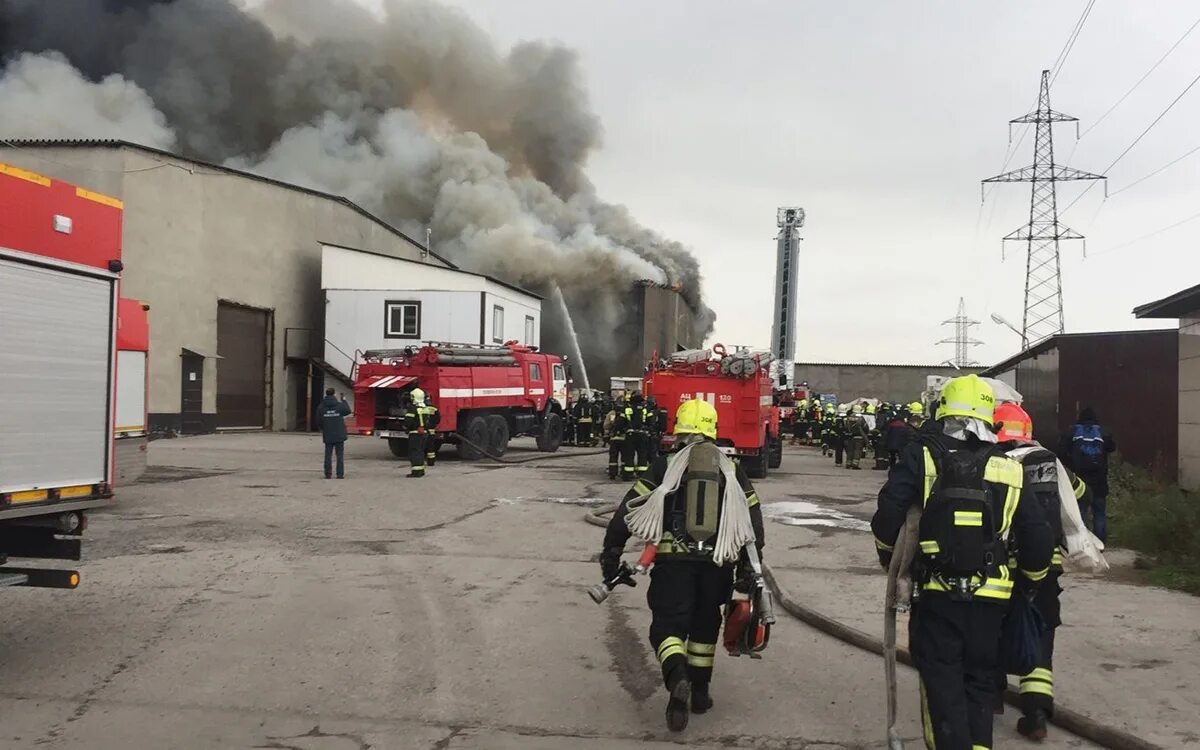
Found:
[871,375,1053,750]
[600,398,766,732]
[403,388,440,478]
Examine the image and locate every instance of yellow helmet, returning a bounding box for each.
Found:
[674,398,718,440]
[908,401,924,415]
[936,375,994,425]
[410,387,426,405]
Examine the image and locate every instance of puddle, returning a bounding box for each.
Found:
[761,500,871,532]
[136,466,228,484]
[495,496,608,506]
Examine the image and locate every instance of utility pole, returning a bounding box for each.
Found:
[938,297,983,368]
[771,207,804,386]
[983,70,1105,348]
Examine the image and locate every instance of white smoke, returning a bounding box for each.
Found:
[0,52,175,148]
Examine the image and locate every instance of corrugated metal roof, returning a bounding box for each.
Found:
[0,138,457,269]
[1134,283,1200,319]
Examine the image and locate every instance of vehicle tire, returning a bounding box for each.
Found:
[768,435,783,469]
[458,415,488,460]
[387,437,408,458]
[536,412,564,453]
[745,452,769,480]
[486,415,510,457]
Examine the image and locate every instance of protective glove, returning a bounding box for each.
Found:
[599,548,623,581]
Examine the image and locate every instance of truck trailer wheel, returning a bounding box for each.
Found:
[768,435,783,469]
[745,452,769,480]
[458,416,489,460]
[485,415,510,457]
[536,413,564,453]
[387,437,409,458]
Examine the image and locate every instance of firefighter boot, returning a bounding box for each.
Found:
[666,677,691,732]
[1017,709,1049,741]
[690,682,713,714]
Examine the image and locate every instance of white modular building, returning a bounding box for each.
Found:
[320,244,542,378]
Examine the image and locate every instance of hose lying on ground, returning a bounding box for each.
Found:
[452,434,609,464]
[583,504,1161,750]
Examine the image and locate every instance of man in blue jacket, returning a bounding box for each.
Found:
[318,388,352,479]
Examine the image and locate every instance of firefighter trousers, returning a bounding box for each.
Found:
[577,421,593,446]
[1019,574,1061,717]
[408,432,427,475]
[622,431,649,478]
[608,437,623,479]
[910,594,1005,750]
[647,560,733,690]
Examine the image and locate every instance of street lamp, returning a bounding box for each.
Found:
[990,313,1028,350]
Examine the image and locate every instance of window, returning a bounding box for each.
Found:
[492,305,505,343]
[529,363,543,381]
[384,301,421,339]
[524,315,535,344]
[553,364,566,382]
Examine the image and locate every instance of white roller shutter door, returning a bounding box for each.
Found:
[0,256,113,493]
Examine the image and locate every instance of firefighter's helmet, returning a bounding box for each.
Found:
[410,388,426,405]
[674,398,718,440]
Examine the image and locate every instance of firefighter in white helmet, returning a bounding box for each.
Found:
[402,388,440,478]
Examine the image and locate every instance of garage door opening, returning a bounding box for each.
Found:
[217,302,272,429]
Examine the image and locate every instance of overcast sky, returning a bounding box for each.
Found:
[369,0,1194,364]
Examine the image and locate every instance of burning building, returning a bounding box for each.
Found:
[602,281,702,383]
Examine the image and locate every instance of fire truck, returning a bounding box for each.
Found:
[115,298,150,484]
[354,342,570,459]
[0,161,125,588]
[643,346,782,478]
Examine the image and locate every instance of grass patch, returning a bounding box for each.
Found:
[1106,457,1200,595]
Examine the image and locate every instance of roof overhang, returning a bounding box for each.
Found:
[1133,283,1200,319]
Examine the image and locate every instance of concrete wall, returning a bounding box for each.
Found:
[793,363,978,403]
[0,146,442,433]
[1181,313,1200,489]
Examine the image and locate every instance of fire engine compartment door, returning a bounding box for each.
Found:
[0,255,114,494]
[361,375,417,390]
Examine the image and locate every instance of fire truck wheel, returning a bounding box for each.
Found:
[486,415,510,457]
[745,453,769,480]
[768,436,783,469]
[458,416,489,460]
[387,438,409,458]
[536,413,564,453]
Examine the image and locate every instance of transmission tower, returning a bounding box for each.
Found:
[770,207,804,385]
[938,297,983,368]
[983,70,1105,347]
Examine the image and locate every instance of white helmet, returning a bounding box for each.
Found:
[411,387,426,405]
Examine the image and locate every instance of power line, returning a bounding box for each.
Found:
[1090,207,1200,257]
[1061,67,1200,216]
[1080,13,1200,138]
[1050,0,1096,84]
[1108,142,1200,196]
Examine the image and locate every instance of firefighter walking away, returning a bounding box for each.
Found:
[600,398,767,732]
[403,388,440,478]
[872,375,1053,750]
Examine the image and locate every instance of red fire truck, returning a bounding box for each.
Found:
[115,298,150,484]
[0,161,125,588]
[354,342,570,459]
[643,346,782,478]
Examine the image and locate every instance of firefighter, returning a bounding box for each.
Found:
[820,403,836,455]
[573,393,597,446]
[843,404,868,469]
[403,388,440,478]
[872,375,1053,750]
[600,398,766,732]
[993,402,1090,741]
[831,405,848,466]
[619,391,652,479]
[646,395,665,464]
[605,398,625,479]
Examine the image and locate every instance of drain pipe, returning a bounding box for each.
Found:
[583,504,1161,750]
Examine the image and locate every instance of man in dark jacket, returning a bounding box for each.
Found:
[1059,407,1117,542]
[317,388,352,479]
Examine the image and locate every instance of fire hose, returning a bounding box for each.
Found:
[582,503,1160,750]
[451,434,608,465]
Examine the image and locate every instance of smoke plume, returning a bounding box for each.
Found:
[0,0,716,372]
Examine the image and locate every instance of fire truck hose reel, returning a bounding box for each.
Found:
[581,504,1158,750]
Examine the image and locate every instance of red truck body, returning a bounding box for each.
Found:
[353,342,570,459]
[642,347,782,478]
[0,161,125,588]
[115,298,150,484]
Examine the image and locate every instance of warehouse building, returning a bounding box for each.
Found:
[0,140,450,434]
[793,362,977,404]
[981,329,1178,477]
[1134,284,1200,489]
[605,281,702,380]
